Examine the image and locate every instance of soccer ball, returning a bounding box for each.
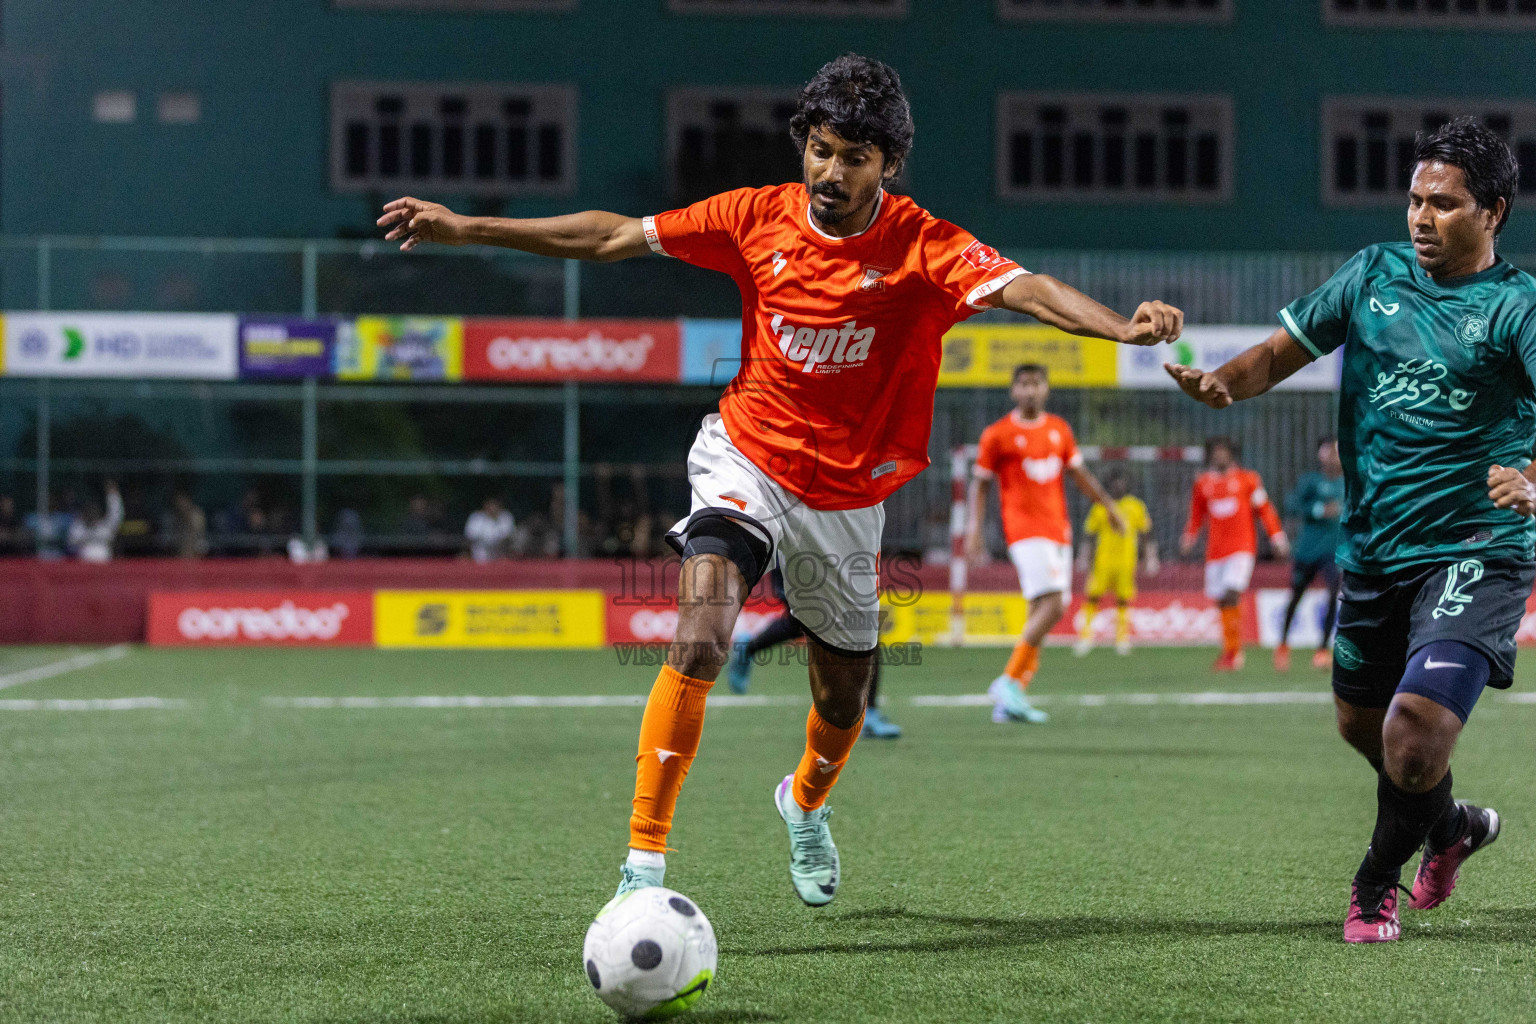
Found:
[582,887,717,1019]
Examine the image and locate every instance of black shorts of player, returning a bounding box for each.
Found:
[1291,556,1340,592]
[1332,556,1535,710]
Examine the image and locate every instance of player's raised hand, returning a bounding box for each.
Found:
[1118,301,1184,346]
[378,197,470,251]
[1487,464,1536,516]
[1164,364,1234,409]
[1108,507,1128,535]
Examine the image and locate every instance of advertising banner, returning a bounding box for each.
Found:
[605,595,787,645]
[238,318,337,379]
[937,325,1119,388]
[337,317,463,381]
[1117,326,1343,391]
[879,591,1253,647]
[680,319,744,385]
[463,318,681,382]
[3,313,238,379]
[374,589,607,648]
[147,591,374,646]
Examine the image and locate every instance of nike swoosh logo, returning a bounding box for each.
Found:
[654,748,679,763]
[1424,658,1466,670]
[716,494,748,512]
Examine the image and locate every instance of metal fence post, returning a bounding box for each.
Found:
[37,238,52,311]
[563,380,580,556]
[301,242,319,317]
[563,260,580,321]
[35,379,50,555]
[301,377,319,547]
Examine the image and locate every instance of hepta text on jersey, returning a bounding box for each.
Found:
[770,314,876,373]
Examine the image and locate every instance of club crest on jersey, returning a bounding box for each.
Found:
[1456,313,1489,347]
[858,265,891,293]
[770,313,876,373]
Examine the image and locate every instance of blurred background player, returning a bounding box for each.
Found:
[1074,470,1158,656]
[1180,437,1290,671]
[727,568,902,739]
[1276,437,1345,671]
[967,364,1125,723]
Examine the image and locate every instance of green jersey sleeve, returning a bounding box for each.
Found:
[1515,304,1536,393]
[1279,247,1374,360]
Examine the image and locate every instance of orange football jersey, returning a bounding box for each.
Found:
[1183,467,1283,561]
[973,411,1082,545]
[645,183,1025,511]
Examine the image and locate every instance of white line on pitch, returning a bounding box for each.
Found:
[0,645,131,693]
[912,691,1337,708]
[0,697,185,711]
[261,694,806,709]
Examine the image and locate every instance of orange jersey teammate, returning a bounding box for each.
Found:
[966,364,1124,723]
[1180,436,1289,670]
[379,55,1183,910]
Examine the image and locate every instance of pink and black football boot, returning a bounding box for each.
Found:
[1409,802,1501,911]
[1344,878,1403,944]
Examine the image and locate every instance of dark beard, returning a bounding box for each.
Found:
[806,180,875,227]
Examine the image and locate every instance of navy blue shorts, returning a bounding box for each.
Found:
[1332,557,1534,710]
[1291,557,1340,592]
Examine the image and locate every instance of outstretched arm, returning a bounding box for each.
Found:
[378,197,650,261]
[994,274,1184,347]
[1164,327,1314,409]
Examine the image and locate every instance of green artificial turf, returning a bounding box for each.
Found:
[0,644,1532,1023]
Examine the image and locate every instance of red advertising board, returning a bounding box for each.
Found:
[464,318,681,382]
[606,595,787,644]
[147,591,374,646]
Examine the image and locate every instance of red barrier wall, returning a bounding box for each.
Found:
[0,557,1294,645]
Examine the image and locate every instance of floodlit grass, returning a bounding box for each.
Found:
[0,644,1532,1022]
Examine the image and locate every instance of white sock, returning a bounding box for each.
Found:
[626,849,665,870]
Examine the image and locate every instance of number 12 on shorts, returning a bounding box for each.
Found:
[1432,559,1484,620]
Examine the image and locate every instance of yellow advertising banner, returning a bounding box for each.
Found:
[339,317,464,381]
[937,324,1119,388]
[881,592,1029,646]
[374,590,606,648]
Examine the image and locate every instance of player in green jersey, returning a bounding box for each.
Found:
[1167,117,1536,944]
[1275,437,1345,672]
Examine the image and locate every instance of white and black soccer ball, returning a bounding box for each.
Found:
[582,887,717,1020]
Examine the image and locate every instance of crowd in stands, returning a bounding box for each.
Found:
[0,463,677,563]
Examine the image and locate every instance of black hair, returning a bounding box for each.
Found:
[1012,363,1048,383]
[1414,116,1519,235]
[1106,469,1130,487]
[789,54,914,176]
[1317,435,1336,448]
[1206,436,1239,462]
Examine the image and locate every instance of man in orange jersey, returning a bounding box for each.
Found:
[1180,437,1290,670]
[379,55,1183,908]
[966,364,1125,723]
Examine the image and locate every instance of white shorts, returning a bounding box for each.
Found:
[1205,552,1256,601]
[1008,538,1073,601]
[666,414,884,653]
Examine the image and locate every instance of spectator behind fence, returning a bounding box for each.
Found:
[465,497,515,562]
[26,496,73,560]
[68,481,124,563]
[333,508,364,559]
[0,495,24,554]
[170,492,208,558]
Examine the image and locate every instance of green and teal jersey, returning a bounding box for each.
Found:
[1280,242,1536,574]
[1285,471,1345,565]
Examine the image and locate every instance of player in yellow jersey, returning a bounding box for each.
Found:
[1074,471,1158,656]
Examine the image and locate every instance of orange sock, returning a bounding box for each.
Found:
[1004,641,1040,685]
[1220,605,1242,655]
[629,665,713,852]
[791,706,864,812]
